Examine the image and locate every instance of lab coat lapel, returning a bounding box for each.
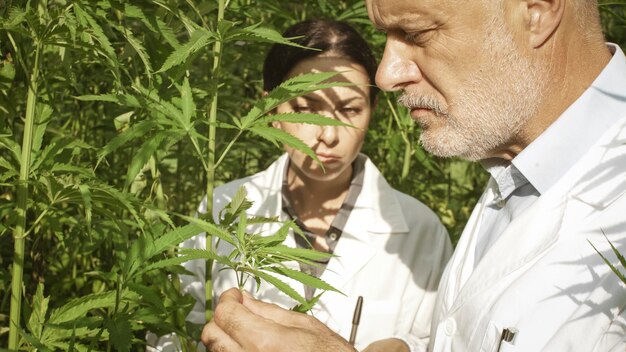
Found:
[320,156,409,292]
[446,115,626,315]
[448,192,567,314]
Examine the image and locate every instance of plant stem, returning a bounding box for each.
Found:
[386,98,412,180]
[204,0,226,322]
[8,41,41,350]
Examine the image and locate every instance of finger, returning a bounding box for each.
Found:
[218,287,244,304]
[213,289,286,350]
[241,291,317,329]
[201,319,244,352]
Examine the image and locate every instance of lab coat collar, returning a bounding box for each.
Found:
[447,115,626,315]
[255,153,410,235]
[513,44,626,195]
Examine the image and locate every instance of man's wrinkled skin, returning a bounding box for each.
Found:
[201,288,357,352]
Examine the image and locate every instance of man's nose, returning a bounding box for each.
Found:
[376,35,422,91]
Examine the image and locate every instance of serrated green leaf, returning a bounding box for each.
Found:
[0,136,22,164]
[125,130,182,187]
[133,84,188,128]
[126,283,166,313]
[78,184,92,230]
[122,27,153,75]
[225,25,309,48]
[240,71,353,128]
[48,291,118,325]
[249,126,320,167]
[589,239,626,284]
[31,103,53,153]
[291,292,323,313]
[124,4,179,48]
[259,113,354,128]
[73,4,117,61]
[176,214,236,247]
[236,212,248,250]
[251,221,290,247]
[106,315,132,352]
[27,283,49,339]
[2,7,27,30]
[605,234,626,272]
[18,328,53,352]
[244,268,306,305]
[31,137,91,174]
[76,93,142,107]
[258,245,334,263]
[50,164,95,178]
[180,77,195,129]
[148,224,205,260]
[0,155,17,173]
[218,186,253,227]
[157,29,216,73]
[98,120,158,161]
[139,249,226,275]
[267,266,341,294]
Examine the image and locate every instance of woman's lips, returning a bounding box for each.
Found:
[316,153,341,163]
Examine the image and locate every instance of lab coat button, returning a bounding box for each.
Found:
[444,318,456,336]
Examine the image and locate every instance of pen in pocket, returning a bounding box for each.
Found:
[497,328,517,352]
[349,296,364,346]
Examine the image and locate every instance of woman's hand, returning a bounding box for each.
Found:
[202,288,357,352]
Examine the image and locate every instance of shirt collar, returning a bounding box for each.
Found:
[481,160,530,203]
[513,43,626,194]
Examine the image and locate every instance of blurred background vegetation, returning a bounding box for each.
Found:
[0,0,624,350]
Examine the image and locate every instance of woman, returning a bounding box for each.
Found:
[183,19,452,352]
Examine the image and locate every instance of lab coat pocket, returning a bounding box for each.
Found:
[480,321,518,352]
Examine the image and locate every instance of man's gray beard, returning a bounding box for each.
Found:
[397,22,545,161]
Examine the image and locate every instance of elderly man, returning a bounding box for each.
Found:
[201,0,626,351]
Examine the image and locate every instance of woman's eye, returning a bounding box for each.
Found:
[293,106,312,113]
[340,107,362,116]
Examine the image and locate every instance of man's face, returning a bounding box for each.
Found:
[367,0,545,160]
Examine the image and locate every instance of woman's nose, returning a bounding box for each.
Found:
[376,34,423,91]
[317,122,339,146]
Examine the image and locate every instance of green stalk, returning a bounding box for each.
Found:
[402,141,412,181]
[205,0,226,322]
[386,98,412,180]
[8,42,41,350]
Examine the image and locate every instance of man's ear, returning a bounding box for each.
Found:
[524,0,565,48]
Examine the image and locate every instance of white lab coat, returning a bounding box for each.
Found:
[183,153,452,351]
[430,116,626,351]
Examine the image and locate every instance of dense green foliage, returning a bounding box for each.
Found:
[1,0,625,350]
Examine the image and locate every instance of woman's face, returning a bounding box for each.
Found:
[274,56,373,183]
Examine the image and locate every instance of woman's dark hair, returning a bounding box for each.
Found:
[263,19,379,104]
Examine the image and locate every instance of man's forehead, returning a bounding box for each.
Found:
[366,0,445,28]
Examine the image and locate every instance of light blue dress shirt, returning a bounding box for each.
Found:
[474,43,626,266]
